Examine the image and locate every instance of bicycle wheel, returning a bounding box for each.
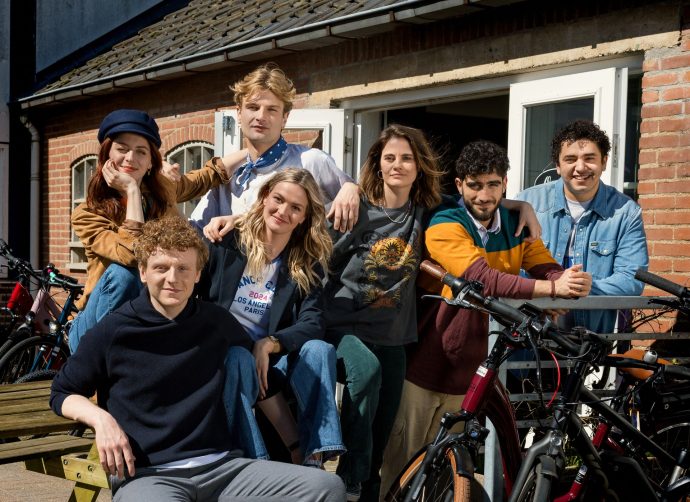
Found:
[385,445,481,502]
[0,336,68,384]
[646,415,690,487]
[13,369,59,383]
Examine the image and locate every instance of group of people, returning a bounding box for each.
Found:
[50,63,648,502]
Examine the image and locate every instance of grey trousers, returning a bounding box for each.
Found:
[112,455,345,502]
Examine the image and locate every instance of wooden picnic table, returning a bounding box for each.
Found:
[0,381,109,501]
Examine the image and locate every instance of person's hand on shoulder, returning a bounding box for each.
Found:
[502,199,541,242]
[328,182,360,232]
[203,215,239,243]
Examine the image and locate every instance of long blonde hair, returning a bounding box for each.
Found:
[359,124,443,209]
[235,169,332,294]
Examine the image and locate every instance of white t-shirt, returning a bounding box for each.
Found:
[229,259,281,341]
[564,197,592,267]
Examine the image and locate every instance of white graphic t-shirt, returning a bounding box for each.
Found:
[229,259,281,341]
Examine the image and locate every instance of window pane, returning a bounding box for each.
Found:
[73,164,85,199]
[524,98,594,188]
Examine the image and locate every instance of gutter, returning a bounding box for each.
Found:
[19,116,40,269]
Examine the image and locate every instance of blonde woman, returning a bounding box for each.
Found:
[197,168,345,469]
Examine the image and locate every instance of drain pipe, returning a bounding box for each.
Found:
[20,115,39,269]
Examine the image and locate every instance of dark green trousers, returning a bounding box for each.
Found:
[334,334,406,500]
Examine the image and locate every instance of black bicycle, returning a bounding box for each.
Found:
[509,268,690,502]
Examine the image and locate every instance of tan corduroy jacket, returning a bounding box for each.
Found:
[72,158,229,310]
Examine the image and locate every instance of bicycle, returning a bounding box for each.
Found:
[385,263,690,502]
[0,264,83,384]
[508,269,690,502]
[0,239,38,347]
[384,260,581,502]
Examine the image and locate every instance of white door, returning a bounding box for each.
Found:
[215,109,347,174]
[506,67,628,197]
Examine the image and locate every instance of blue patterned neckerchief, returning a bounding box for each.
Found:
[233,137,288,194]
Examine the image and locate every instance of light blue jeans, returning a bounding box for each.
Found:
[223,342,345,462]
[69,263,142,354]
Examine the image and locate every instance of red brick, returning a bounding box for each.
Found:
[656,180,690,193]
[641,90,659,103]
[654,242,690,256]
[636,181,657,195]
[641,102,683,118]
[673,259,690,272]
[658,148,690,163]
[638,150,657,165]
[637,165,675,180]
[646,227,674,240]
[660,86,690,101]
[643,73,679,88]
[655,212,690,225]
[659,54,690,70]
[658,118,690,132]
[675,227,690,240]
[639,134,679,149]
[640,120,659,134]
[638,195,675,210]
[648,257,673,271]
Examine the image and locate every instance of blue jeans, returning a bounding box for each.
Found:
[223,341,345,462]
[69,264,142,354]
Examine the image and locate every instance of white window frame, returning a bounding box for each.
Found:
[69,155,97,270]
[167,141,215,218]
[506,67,628,197]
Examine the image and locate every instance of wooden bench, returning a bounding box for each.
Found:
[0,380,109,501]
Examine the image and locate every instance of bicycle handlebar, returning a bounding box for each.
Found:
[635,268,688,299]
[0,239,41,279]
[420,260,585,354]
[44,264,83,293]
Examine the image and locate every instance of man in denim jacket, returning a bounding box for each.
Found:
[517,120,648,333]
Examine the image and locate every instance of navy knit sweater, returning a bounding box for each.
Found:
[51,290,252,467]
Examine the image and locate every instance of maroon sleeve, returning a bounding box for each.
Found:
[464,258,535,299]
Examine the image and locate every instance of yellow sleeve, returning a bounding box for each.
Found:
[425,221,485,298]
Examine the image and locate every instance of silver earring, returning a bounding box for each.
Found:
[377,171,383,179]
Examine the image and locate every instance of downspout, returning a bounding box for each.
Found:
[19,115,39,268]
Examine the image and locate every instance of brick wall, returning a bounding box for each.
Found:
[637,5,690,334]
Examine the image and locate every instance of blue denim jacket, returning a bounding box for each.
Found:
[517,178,648,333]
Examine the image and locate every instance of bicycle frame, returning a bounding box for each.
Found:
[509,339,689,502]
[401,329,526,502]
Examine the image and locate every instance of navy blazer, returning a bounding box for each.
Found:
[196,231,326,353]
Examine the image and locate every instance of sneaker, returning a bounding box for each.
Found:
[346,483,361,502]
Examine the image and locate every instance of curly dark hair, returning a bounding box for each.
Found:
[551,120,611,166]
[455,140,509,180]
[134,217,209,271]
